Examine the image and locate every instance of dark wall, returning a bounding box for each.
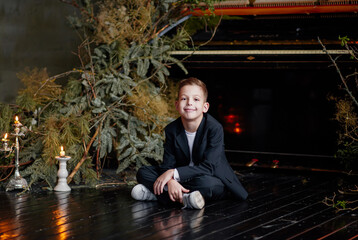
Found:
[172,67,339,156]
[0,0,80,103]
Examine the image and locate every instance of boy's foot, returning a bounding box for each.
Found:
[182,191,205,209]
[131,184,157,201]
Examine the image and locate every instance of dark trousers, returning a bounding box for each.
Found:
[136,165,228,205]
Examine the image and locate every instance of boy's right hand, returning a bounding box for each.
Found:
[167,179,190,203]
[154,169,174,195]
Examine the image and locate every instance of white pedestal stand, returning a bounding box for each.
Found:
[54,156,71,192]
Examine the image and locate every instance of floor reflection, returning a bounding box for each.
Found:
[0,193,29,239]
[53,191,71,240]
[131,202,205,239]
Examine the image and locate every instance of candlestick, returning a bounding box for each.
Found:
[6,118,28,191]
[54,155,71,192]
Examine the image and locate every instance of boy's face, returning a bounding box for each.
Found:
[175,84,209,122]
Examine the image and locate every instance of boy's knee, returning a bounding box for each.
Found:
[136,165,159,184]
[194,175,223,188]
[136,166,149,181]
[186,175,226,200]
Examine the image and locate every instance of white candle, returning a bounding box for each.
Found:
[2,133,8,142]
[14,116,20,124]
[60,146,65,157]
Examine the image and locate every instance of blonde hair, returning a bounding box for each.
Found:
[178,77,208,101]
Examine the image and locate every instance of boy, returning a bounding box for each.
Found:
[131,77,248,209]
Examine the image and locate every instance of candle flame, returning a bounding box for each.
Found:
[15,116,18,121]
[61,146,64,151]
[4,133,7,139]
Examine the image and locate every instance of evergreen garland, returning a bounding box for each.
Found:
[0,0,221,189]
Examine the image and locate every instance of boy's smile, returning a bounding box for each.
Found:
[175,85,209,126]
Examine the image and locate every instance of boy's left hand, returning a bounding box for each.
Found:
[154,169,174,195]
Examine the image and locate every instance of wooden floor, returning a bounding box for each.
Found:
[0,170,357,240]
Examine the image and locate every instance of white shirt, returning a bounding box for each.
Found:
[173,130,196,181]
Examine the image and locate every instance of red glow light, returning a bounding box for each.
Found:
[223,114,242,134]
[234,127,241,133]
[224,114,238,124]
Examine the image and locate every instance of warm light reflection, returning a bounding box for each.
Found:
[53,192,70,240]
[0,194,29,239]
[0,219,20,239]
[52,209,68,240]
[246,158,259,167]
[272,160,279,168]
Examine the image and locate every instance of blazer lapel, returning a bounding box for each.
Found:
[176,122,190,164]
[192,114,206,164]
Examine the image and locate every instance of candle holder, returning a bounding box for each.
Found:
[54,156,71,192]
[6,121,28,191]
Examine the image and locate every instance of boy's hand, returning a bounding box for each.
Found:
[154,169,174,195]
[167,179,189,203]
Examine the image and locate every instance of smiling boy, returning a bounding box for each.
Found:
[131,77,248,209]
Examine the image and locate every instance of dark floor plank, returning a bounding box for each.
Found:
[0,171,354,240]
[75,174,304,240]
[317,219,358,240]
[0,189,128,239]
[175,180,336,240]
[286,211,358,240]
[15,189,137,240]
[251,200,358,239]
[122,176,309,239]
[133,175,335,240]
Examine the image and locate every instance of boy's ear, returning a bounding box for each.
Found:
[203,102,209,113]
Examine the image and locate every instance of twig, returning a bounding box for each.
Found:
[0,167,14,182]
[96,126,102,178]
[0,159,34,169]
[34,70,77,97]
[58,0,98,22]
[67,125,100,184]
[318,37,358,108]
[198,14,223,47]
[175,13,223,63]
[95,182,126,188]
[323,192,358,212]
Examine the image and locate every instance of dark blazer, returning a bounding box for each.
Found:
[160,113,248,200]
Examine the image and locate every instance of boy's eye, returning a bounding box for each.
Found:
[194,98,200,101]
[181,97,186,101]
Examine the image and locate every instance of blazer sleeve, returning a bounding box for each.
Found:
[176,123,225,181]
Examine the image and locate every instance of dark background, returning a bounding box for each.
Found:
[171,14,358,158]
